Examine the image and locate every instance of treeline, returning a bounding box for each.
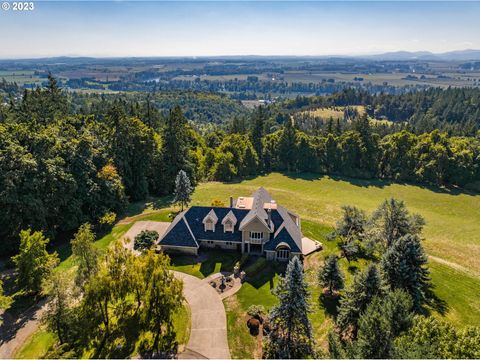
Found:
[211,112,480,189]
[1,77,479,255]
[64,77,422,98]
[0,76,201,254]
[283,87,480,135]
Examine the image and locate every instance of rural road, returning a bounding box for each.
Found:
[174,271,231,360]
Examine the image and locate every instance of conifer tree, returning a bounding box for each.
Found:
[263,257,315,359]
[371,198,425,248]
[318,255,344,295]
[173,170,193,211]
[251,106,266,158]
[278,118,297,172]
[355,290,413,358]
[336,264,382,337]
[381,234,430,310]
[162,106,192,192]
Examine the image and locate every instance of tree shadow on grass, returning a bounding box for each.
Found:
[278,171,478,196]
[319,292,340,319]
[0,278,47,345]
[245,262,286,290]
[423,287,449,316]
[123,195,175,218]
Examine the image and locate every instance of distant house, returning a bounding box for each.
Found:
[158,187,320,261]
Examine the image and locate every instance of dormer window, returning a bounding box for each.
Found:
[224,220,233,233]
[221,210,237,233]
[203,209,218,232]
[205,219,214,231]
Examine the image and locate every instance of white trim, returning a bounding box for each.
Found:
[182,217,199,248]
[239,214,271,232]
[275,241,291,250]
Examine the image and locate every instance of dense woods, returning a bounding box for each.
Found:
[1,76,479,255]
[285,87,480,135]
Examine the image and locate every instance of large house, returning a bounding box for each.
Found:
[158,187,319,261]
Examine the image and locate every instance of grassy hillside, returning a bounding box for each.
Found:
[191,173,480,328]
[13,172,479,358]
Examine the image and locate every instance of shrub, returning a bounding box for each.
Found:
[247,317,261,336]
[247,305,266,319]
[134,230,159,251]
[211,199,226,207]
[98,211,116,227]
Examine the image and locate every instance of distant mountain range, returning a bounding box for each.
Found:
[2,50,480,62]
[363,49,480,61]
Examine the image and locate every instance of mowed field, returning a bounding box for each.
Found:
[190,173,480,327]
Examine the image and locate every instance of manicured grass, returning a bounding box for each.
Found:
[224,263,282,359]
[169,250,242,279]
[13,172,480,357]
[15,328,56,359]
[190,173,480,277]
[173,304,191,347]
[429,261,480,326]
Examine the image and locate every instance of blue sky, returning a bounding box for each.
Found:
[0,1,479,58]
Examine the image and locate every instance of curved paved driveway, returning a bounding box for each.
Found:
[173,272,231,359]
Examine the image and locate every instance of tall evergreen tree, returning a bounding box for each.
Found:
[173,170,193,211]
[336,264,382,337]
[162,106,192,193]
[278,118,298,172]
[354,290,413,358]
[263,257,315,359]
[371,198,425,248]
[318,255,344,295]
[251,106,266,160]
[381,234,430,310]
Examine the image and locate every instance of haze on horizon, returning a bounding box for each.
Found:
[1,1,479,59]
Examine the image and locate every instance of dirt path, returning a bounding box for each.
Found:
[428,255,479,277]
[0,299,48,359]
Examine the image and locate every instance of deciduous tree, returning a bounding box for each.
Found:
[12,229,59,294]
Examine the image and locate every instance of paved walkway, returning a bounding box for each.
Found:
[174,272,231,360]
[0,299,48,359]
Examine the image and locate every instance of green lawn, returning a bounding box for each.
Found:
[173,304,191,349]
[15,329,56,359]
[13,172,480,358]
[186,173,480,356]
[169,250,241,279]
[190,173,480,277]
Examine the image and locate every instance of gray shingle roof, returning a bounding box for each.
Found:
[160,216,198,248]
[264,226,301,253]
[159,187,303,251]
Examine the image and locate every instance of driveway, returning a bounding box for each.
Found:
[174,272,231,360]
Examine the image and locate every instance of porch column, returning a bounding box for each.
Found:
[248,243,250,253]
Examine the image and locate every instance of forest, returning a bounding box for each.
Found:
[0,76,479,255]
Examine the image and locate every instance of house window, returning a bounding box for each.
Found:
[276,249,290,260]
[224,220,233,233]
[249,232,263,240]
[205,219,214,232]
